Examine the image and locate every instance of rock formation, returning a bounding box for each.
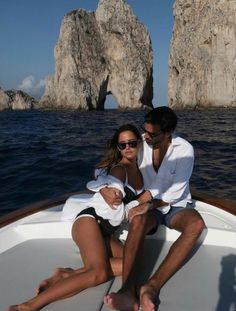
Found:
[0,89,38,111]
[41,0,153,110]
[168,0,236,109]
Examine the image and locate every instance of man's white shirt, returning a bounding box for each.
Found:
[138,134,194,213]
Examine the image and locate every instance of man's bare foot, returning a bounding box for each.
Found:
[104,291,139,311]
[36,267,74,294]
[8,302,33,311]
[139,284,159,311]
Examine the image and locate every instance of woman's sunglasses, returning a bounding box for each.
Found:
[117,140,139,150]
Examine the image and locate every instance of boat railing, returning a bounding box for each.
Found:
[0,189,235,229]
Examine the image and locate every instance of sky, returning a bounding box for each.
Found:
[0,0,175,108]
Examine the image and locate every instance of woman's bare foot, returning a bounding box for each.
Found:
[36,267,74,294]
[104,291,139,311]
[139,284,159,311]
[8,302,33,311]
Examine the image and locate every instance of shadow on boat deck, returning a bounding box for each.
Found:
[216,254,236,311]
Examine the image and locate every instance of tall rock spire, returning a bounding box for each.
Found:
[168,0,236,109]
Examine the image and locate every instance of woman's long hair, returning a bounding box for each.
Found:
[97,124,142,172]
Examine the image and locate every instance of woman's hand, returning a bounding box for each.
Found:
[128,202,150,222]
[100,187,123,208]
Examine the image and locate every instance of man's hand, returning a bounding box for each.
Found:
[100,187,123,208]
[128,202,150,222]
[136,190,152,204]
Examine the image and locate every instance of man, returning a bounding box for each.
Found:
[101,107,205,311]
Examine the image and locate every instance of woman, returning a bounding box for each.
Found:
[8,124,144,311]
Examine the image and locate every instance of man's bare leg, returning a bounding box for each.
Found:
[104,213,157,311]
[140,209,205,311]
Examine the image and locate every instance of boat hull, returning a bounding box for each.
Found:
[0,191,235,311]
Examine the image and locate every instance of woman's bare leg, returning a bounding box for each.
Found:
[36,267,85,294]
[36,235,123,294]
[8,217,114,311]
[106,236,123,276]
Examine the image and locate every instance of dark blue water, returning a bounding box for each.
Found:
[0,109,235,215]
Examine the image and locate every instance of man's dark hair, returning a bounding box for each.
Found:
[144,106,178,132]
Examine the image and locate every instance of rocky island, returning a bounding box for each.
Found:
[0,88,38,111]
[40,0,153,110]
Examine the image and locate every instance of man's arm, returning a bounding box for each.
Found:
[100,187,123,207]
[99,165,126,207]
[127,196,169,222]
[136,190,169,207]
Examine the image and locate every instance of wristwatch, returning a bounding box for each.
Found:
[147,199,154,210]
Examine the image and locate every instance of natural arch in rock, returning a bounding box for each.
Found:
[40,0,153,111]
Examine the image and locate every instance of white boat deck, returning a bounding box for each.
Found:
[0,200,235,311]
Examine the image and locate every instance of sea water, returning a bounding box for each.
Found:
[0,109,235,215]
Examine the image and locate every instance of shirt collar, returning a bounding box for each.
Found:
[171,134,181,146]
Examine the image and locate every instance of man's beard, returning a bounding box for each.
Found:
[145,138,162,149]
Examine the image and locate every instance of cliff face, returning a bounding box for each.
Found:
[41,0,153,110]
[168,0,236,109]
